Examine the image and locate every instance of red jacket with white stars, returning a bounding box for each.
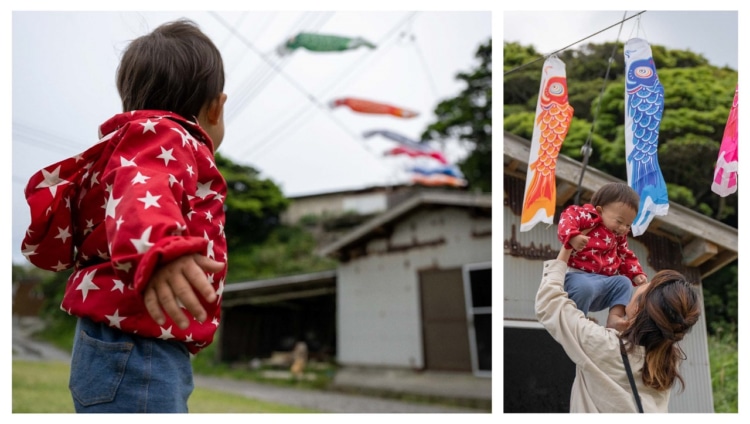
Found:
[557,204,644,285]
[21,110,228,354]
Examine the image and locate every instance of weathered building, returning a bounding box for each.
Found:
[220,188,492,380]
[321,190,492,376]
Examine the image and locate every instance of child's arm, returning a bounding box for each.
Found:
[558,205,593,249]
[569,234,590,251]
[143,254,224,329]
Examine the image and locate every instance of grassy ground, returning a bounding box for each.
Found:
[12,360,317,413]
[708,332,738,413]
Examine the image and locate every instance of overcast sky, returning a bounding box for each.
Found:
[504,10,738,70]
[9,8,491,264]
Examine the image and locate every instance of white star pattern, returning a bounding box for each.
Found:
[172,221,187,235]
[140,119,158,134]
[168,174,181,187]
[84,219,95,234]
[131,172,151,185]
[195,180,217,200]
[35,165,69,197]
[138,191,161,209]
[105,192,122,219]
[55,226,72,243]
[186,164,195,177]
[112,279,125,293]
[115,216,125,230]
[76,269,99,302]
[157,146,177,166]
[89,171,100,187]
[130,226,155,254]
[205,210,213,222]
[159,326,175,340]
[120,156,137,167]
[216,278,225,299]
[106,309,127,329]
[204,231,215,259]
[21,243,38,259]
[52,261,69,271]
[114,261,132,273]
[171,126,194,148]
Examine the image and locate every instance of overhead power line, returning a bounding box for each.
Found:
[503,10,646,76]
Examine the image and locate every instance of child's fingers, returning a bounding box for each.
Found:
[143,286,166,326]
[185,255,219,304]
[156,278,192,329]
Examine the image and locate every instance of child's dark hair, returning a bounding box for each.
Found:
[116,19,224,121]
[590,182,640,211]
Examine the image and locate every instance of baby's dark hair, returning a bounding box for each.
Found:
[116,19,224,121]
[590,182,640,211]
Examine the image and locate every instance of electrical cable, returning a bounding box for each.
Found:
[217,12,419,165]
[503,10,646,77]
[573,10,631,205]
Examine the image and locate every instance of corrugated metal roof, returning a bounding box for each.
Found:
[319,190,491,258]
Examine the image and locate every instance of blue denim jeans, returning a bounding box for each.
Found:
[69,316,194,413]
[564,270,633,315]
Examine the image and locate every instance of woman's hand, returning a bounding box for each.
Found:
[557,244,574,263]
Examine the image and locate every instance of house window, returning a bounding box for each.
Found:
[463,262,491,377]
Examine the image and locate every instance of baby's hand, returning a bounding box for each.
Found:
[633,274,648,286]
[570,234,590,251]
[143,254,225,330]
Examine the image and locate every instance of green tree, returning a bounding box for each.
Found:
[423,38,491,192]
[214,153,289,249]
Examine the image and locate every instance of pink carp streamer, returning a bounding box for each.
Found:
[712,85,738,197]
[520,55,573,232]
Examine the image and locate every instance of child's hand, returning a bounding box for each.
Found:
[143,254,225,330]
[633,274,648,286]
[570,234,590,251]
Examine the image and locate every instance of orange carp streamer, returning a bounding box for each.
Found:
[330,97,418,118]
[520,55,573,231]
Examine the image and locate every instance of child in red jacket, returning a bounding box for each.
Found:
[557,182,648,331]
[21,19,228,413]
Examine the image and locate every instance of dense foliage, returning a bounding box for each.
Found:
[504,40,738,334]
[422,39,492,193]
[214,153,289,249]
